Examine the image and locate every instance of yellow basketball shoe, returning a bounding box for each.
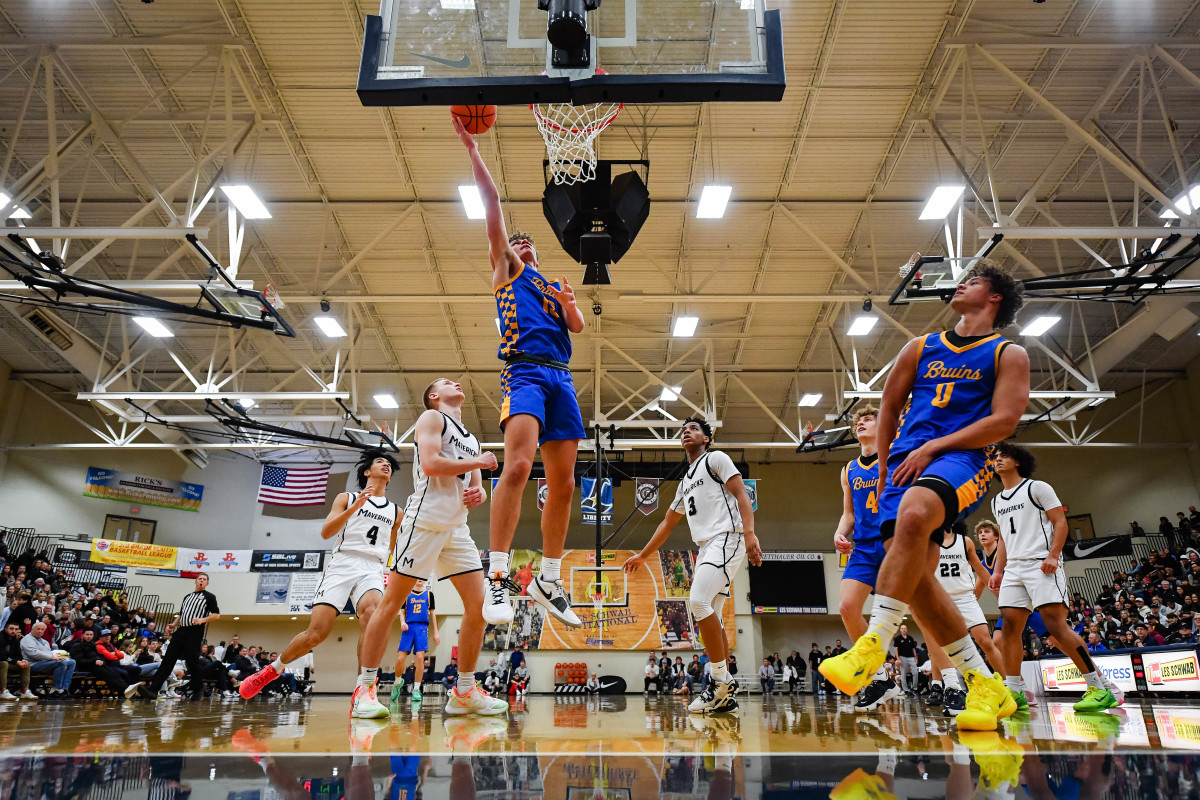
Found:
[828,768,898,800]
[819,634,886,696]
[955,671,1017,731]
[957,730,1024,792]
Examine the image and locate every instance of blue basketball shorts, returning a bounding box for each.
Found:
[878,448,995,538]
[994,610,1049,637]
[398,623,429,654]
[499,361,586,443]
[842,537,886,589]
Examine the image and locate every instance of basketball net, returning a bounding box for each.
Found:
[262,282,284,310]
[531,100,622,185]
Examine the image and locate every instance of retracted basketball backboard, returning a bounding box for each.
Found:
[358,0,785,106]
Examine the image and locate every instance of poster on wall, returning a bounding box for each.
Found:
[84,467,204,512]
[176,548,253,573]
[287,572,322,613]
[257,573,292,604]
[89,538,177,570]
[481,548,734,652]
[1039,653,1137,693]
[250,550,325,572]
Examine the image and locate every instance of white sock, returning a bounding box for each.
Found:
[943,636,988,677]
[1004,675,1026,692]
[358,668,378,687]
[351,755,369,766]
[271,658,286,673]
[941,669,963,691]
[877,749,898,776]
[489,551,510,580]
[866,595,908,641]
[1084,671,1104,689]
[540,557,561,582]
[457,674,476,694]
[711,660,729,682]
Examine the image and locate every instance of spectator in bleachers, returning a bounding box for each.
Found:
[585,673,600,694]
[643,656,659,694]
[7,593,36,635]
[509,662,529,697]
[807,643,822,694]
[758,658,775,695]
[1136,622,1164,647]
[195,645,236,698]
[1178,512,1193,538]
[22,621,75,696]
[1130,521,1146,535]
[441,656,458,693]
[484,660,504,694]
[69,628,135,698]
[1085,632,1107,653]
[141,621,161,641]
[1,621,35,700]
[222,636,240,664]
[686,654,703,692]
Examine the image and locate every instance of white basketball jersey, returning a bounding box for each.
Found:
[992,478,1063,561]
[936,533,976,595]
[670,450,744,545]
[403,412,480,531]
[334,492,397,563]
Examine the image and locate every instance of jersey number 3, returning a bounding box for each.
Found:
[366,525,379,546]
[932,382,955,408]
[687,497,697,516]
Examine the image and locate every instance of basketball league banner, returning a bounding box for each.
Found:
[481,547,734,652]
[581,478,613,525]
[89,538,177,570]
[176,548,253,573]
[635,478,659,515]
[84,467,204,512]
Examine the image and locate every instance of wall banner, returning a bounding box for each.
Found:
[84,467,204,512]
[287,572,322,613]
[250,550,325,572]
[1063,535,1134,562]
[581,478,613,526]
[89,538,177,570]
[177,548,253,574]
[1143,648,1200,692]
[256,573,292,605]
[635,478,659,515]
[1039,653,1136,693]
[745,478,759,511]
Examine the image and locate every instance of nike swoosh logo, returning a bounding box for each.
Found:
[599,681,620,689]
[410,52,471,69]
[1072,540,1111,557]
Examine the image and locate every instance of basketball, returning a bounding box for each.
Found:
[451,104,497,135]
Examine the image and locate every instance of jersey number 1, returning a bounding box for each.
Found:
[932,382,955,408]
[366,525,379,546]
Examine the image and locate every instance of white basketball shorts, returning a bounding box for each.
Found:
[311,552,385,614]
[998,558,1069,611]
[391,520,483,582]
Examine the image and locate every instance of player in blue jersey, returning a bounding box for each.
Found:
[833,405,902,712]
[391,581,439,703]
[821,260,1030,732]
[455,118,584,630]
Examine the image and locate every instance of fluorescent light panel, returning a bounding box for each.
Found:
[847,315,877,336]
[313,315,347,338]
[660,386,682,401]
[798,393,822,407]
[1160,185,1200,219]
[459,185,485,220]
[373,393,399,409]
[919,185,966,220]
[696,185,732,219]
[0,192,31,219]
[1020,316,1060,337]
[673,316,699,337]
[220,185,271,219]
[237,398,256,409]
[133,316,173,338]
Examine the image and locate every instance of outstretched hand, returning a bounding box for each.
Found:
[545,276,578,311]
[451,116,477,149]
[623,554,645,574]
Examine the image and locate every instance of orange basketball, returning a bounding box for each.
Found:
[451,104,497,135]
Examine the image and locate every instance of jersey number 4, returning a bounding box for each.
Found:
[865,490,877,513]
[366,525,379,546]
[939,562,961,577]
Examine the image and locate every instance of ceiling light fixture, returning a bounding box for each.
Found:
[220,185,271,219]
[696,186,732,219]
[798,393,822,407]
[236,398,256,409]
[459,185,485,220]
[918,185,966,220]
[672,316,699,337]
[847,315,877,336]
[313,316,347,338]
[1020,316,1060,337]
[132,316,173,338]
[374,393,399,409]
[1160,185,1200,219]
[659,386,682,401]
[0,192,31,219]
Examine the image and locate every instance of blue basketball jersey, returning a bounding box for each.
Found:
[404,590,431,624]
[982,547,998,575]
[891,332,1011,456]
[847,454,882,542]
[495,264,572,363]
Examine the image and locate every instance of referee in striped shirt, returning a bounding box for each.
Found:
[148,572,220,699]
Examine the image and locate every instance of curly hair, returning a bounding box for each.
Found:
[355,448,399,489]
[974,520,1000,538]
[851,404,878,439]
[508,230,535,247]
[681,417,713,449]
[965,259,1025,330]
[994,440,1036,478]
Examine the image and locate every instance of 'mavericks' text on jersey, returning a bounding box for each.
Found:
[670,450,743,545]
[404,412,480,530]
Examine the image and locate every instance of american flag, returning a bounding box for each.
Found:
[257,464,331,506]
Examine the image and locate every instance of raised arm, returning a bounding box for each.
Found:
[453,118,521,287]
[415,409,497,477]
[321,491,370,540]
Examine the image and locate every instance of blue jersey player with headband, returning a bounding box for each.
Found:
[821,259,1030,732]
[455,116,584,631]
[833,405,902,712]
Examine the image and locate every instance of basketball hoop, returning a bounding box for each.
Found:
[531,73,622,185]
[262,282,284,310]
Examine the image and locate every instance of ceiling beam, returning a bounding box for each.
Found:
[0,227,209,239]
[77,391,350,401]
[945,36,1200,47]
[980,226,1200,239]
[0,36,249,48]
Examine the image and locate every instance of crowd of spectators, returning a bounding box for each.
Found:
[0,541,307,701]
[478,645,533,697]
[642,650,736,695]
